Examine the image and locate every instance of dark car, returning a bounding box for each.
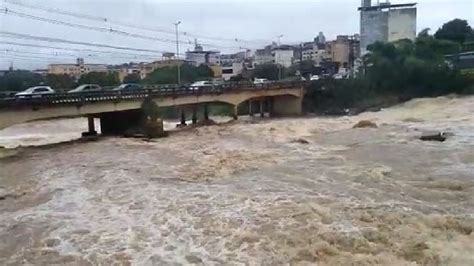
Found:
[68,84,102,93]
[112,83,143,91]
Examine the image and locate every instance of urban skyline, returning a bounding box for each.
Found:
[1,0,473,70]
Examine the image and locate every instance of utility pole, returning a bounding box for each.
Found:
[174,21,181,85]
[277,34,283,80]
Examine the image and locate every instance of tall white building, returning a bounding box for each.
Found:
[359,1,417,54]
[272,46,294,68]
[185,43,221,66]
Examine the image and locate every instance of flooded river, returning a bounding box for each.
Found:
[0,96,473,265]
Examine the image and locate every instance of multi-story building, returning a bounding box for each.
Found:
[327,35,361,70]
[48,58,107,80]
[359,0,417,54]
[221,62,244,80]
[114,59,186,81]
[220,51,249,80]
[185,43,221,66]
[272,45,294,68]
[301,43,329,66]
[254,44,276,66]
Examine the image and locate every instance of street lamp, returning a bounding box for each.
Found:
[276,34,283,80]
[173,21,181,85]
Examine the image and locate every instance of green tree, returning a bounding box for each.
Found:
[144,64,214,84]
[123,73,141,84]
[45,74,75,91]
[0,70,44,92]
[78,72,120,87]
[252,64,280,80]
[434,19,473,44]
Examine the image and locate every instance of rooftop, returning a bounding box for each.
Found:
[358,3,417,11]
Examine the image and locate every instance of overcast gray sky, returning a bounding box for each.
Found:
[0,0,473,70]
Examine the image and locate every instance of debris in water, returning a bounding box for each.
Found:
[420,132,447,142]
[291,138,310,144]
[352,120,378,129]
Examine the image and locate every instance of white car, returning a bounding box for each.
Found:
[190,81,214,90]
[15,86,55,99]
[253,78,271,85]
[310,75,320,81]
[68,84,102,93]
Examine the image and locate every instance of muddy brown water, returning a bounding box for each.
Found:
[0,96,473,265]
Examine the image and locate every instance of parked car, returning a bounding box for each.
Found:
[15,86,55,99]
[68,84,102,93]
[112,83,143,91]
[310,75,320,81]
[253,78,271,85]
[190,81,214,91]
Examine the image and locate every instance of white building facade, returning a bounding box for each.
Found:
[272,49,294,68]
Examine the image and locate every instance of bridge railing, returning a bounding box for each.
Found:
[0,80,306,109]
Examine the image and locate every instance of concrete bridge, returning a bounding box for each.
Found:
[0,81,306,135]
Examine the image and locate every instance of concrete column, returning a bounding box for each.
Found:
[260,100,265,118]
[249,100,254,116]
[88,116,96,133]
[233,105,238,120]
[180,109,187,126]
[82,116,98,137]
[203,104,209,120]
[268,97,274,117]
[192,107,197,124]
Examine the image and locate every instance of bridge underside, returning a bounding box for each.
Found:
[0,87,304,133]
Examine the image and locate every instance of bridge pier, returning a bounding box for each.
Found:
[82,116,98,137]
[180,109,187,126]
[268,97,274,117]
[203,104,209,121]
[233,105,238,120]
[260,100,265,118]
[192,107,198,124]
[249,100,254,116]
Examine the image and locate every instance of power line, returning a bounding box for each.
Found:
[0,52,79,62]
[1,48,77,58]
[4,0,270,45]
[0,41,163,58]
[1,48,156,62]
[0,31,177,54]
[1,6,248,50]
[1,7,180,44]
[0,55,67,64]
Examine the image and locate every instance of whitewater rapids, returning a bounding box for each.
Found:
[0,95,473,265]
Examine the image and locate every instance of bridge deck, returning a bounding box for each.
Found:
[0,81,306,110]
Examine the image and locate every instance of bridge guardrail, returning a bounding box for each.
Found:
[0,81,306,109]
